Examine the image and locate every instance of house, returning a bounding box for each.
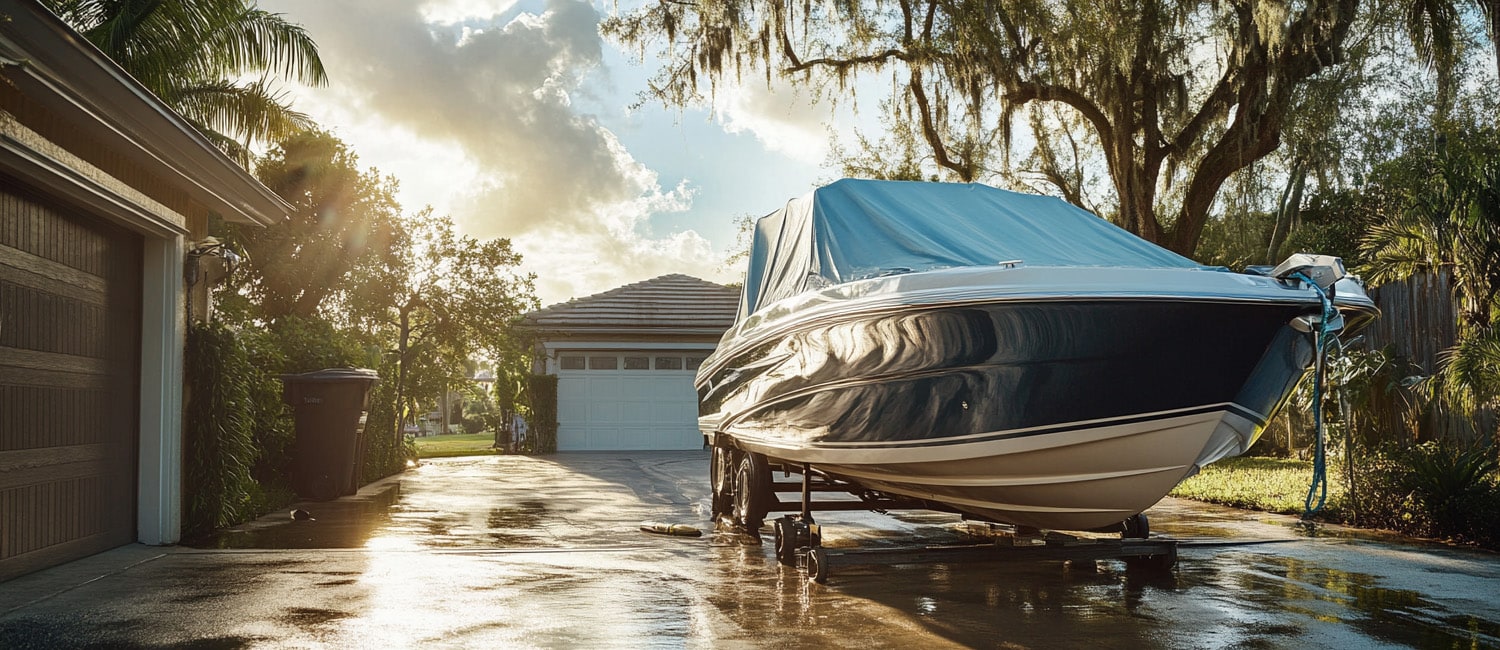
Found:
[523,274,739,450]
[0,2,287,580]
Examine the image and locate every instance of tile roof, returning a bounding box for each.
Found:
[524,274,740,334]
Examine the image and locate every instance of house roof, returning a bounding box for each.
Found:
[0,0,289,227]
[525,274,739,338]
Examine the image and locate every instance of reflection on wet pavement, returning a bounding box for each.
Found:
[4,452,1498,649]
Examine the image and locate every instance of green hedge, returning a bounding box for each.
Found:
[526,374,558,453]
[1346,442,1499,547]
[362,361,412,480]
[184,323,293,537]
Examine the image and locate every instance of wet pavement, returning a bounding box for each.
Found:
[2,451,1498,648]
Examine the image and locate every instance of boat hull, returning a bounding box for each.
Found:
[698,290,1339,530]
[729,407,1252,530]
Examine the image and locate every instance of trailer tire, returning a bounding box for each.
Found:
[710,445,736,519]
[807,547,829,584]
[773,517,797,565]
[732,451,772,537]
[1121,513,1150,539]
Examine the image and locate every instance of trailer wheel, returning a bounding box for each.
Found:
[773,517,797,565]
[807,547,829,583]
[1121,513,1150,539]
[710,445,736,519]
[732,451,771,537]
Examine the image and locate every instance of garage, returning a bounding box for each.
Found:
[555,351,708,450]
[0,187,142,579]
[525,274,738,451]
[0,3,288,581]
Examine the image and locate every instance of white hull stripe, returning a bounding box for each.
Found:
[730,401,1266,451]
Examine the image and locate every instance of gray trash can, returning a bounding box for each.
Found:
[281,368,379,500]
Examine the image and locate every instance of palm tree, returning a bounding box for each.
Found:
[44,0,327,165]
[1362,130,1500,332]
[1362,126,1500,408]
[1402,0,1500,105]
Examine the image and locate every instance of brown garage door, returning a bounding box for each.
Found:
[0,181,141,581]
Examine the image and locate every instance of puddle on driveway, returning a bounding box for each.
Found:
[184,484,403,550]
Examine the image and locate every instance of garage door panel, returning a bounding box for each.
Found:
[0,186,139,581]
[0,385,114,450]
[587,377,621,401]
[588,402,620,423]
[620,378,659,401]
[651,402,692,422]
[0,246,109,305]
[614,428,654,450]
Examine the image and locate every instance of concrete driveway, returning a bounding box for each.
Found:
[2,452,1497,648]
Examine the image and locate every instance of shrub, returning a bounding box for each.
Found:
[183,323,260,536]
[361,360,409,481]
[1348,442,1499,545]
[526,374,558,453]
[260,316,379,372]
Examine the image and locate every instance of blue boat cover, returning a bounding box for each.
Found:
[739,179,1205,318]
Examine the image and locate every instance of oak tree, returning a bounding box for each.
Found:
[606,0,1367,255]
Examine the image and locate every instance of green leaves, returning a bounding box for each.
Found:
[228,130,406,321]
[184,322,264,535]
[44,0,327,164]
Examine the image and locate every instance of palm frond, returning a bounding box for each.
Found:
[200,8,328,86]
[1439,327,1500,408]
[172,79,315,151]
[46,0,327,159]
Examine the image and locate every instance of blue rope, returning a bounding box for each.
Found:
[1294,272,1337,517]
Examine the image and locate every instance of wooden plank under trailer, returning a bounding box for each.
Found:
[747,462,1177,584]
[773,516,1180,584]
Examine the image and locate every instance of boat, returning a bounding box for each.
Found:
[696,179,1377,534]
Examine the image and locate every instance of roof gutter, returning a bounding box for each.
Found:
[0,0,290,226]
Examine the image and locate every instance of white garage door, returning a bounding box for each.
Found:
[556,352,707,450]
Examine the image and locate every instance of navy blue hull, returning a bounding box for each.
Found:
[699,299,1316,448]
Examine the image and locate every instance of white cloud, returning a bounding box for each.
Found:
[418,0,520,25]
[260,0,729,303]
[713,79,832,165]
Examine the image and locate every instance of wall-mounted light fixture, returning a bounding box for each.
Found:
[185,237,243,323]
[184,236,241,288]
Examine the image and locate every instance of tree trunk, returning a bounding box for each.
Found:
[393,303,412,454]
[1267,158,1307,264]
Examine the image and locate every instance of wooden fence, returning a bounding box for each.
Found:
[1364,270,1457,375]
[1361,270,1497,443]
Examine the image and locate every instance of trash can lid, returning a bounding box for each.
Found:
[280,367,379,382]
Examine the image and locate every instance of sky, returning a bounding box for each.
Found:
[257,0,860,306]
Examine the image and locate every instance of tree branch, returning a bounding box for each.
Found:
[783,48,910,73]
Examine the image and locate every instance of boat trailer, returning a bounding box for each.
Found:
[717,456,1179,583]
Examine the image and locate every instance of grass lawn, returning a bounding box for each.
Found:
[413,432,501,458]
[1169,456,1341,515]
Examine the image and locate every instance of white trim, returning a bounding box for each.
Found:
[137,235,183,545]
[540,343,715,375]
[730,409,1226,465]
